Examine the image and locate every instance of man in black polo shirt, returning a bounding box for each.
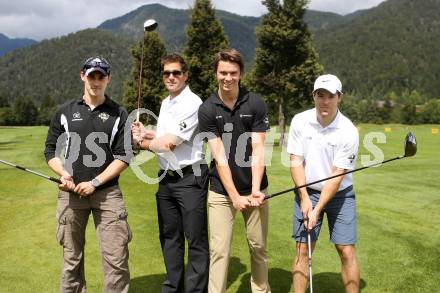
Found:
[198,48,271,293]
[44,56,133,292]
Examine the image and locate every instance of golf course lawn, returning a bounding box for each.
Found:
[0,124,439,292]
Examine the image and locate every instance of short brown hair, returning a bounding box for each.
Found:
[161,53,188,73]
[213,48,244,74]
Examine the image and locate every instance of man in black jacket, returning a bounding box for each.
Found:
[44,56,133,292]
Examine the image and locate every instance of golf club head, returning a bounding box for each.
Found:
[144,19,158,32]
[403,132,417,157]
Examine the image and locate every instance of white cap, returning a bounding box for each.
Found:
[313,74,342,94]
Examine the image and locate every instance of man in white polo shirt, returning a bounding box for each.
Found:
[287,74,360,293]
[132,54,209,292]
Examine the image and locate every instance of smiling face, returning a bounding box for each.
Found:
[216,60,240,94]
[162,62,188,98]
[81,71,110,99]
[313,88,342,126]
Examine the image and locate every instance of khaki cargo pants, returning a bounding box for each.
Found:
[56,185,132,293]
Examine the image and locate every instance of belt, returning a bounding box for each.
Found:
[307,185,353,195]
[159,165,193,178]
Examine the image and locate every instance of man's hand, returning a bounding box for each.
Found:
[132,122,156,143]
[249,190,265,207]
[232,196,250,211]
[131,121,145,144]
[300,196,313,228]
[306,208,321,231]
[58,172,75,192]
[73,181,95,197]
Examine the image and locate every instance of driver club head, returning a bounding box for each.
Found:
[144,19,158,32]
[403,132,417,157]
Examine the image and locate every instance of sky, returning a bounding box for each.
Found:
[0,0,386,41]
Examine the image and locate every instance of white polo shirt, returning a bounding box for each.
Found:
[286,108,359,191]
[156,85,204,170]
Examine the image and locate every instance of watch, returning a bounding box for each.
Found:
[90,177,101,188]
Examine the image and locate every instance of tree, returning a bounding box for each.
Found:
[12,97,38,125]
[420,99,440,124]
[184,0,229,99]
[400,90,423,124]
[37,95,57,125]
[123,31,167,118]
[339,94,360,123]
[0,94,9,107]
[249,0,323,145]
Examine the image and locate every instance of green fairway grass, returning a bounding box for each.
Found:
[1,125,439,292]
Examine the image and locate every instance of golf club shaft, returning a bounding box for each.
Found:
[307,229,313,293]
[0,159,61,184]
[265,155,402,200]
[136,34,145,122]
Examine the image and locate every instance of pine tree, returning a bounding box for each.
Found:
[12,97,38,125]
[184,0,229,99]
[249,0,323,145]
[37,95,57,125]
[123,31,167,118]
[0,94,9,107]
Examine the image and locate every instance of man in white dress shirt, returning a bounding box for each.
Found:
[132,54,209,293]
[287,74,360,293]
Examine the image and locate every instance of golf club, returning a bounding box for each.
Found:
[307,222,313,293]
[136,19,158,121]
[0,159,61,184]
[265,132,417,200]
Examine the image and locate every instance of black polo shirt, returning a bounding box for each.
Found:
[198,87,270,196]
[44,96,133,189]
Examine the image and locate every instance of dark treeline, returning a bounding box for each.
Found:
[3,90,439,126]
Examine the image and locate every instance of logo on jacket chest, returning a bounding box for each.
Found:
[72,112,82,121]
[98,112,110,122]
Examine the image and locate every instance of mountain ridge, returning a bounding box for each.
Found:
[1,0,438,107]
[0,33,37,57]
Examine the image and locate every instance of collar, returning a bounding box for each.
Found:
[77,94,111,108]
[166,85,190,105]
[212,87,249,109]
[310,109,342,129]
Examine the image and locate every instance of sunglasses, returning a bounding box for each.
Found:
[162,70,184,77]
[82,57,110,73]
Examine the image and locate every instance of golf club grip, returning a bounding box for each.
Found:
[50,177,62,184]
[264,156,403,200]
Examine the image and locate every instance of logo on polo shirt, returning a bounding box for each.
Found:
[263,117,269,124]
[98,112,109,122]
[72,112,82,121]
[348,154,356,163]
[179,121,187,131]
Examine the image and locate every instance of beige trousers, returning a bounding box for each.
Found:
[208,190,271,293]
[56,186,131,293]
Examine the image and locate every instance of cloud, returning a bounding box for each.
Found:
[211,0,266,17]
[0,0,386,40]
[308,0,385,15]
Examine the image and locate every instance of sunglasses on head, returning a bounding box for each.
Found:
[82,57,110,71]
[162,70,183,77]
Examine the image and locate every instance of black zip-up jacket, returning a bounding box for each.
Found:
[44,96,133,189]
